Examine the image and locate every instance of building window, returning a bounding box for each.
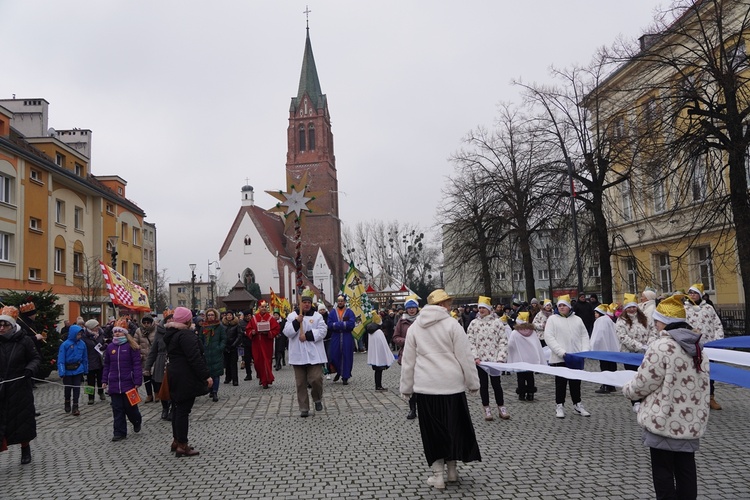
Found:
[308,124,315,150]
[652,174,666,214]
[29,217,42,231]
[54,248,64,273]
[177,286,186,293]
[0,232,9,262]
[588,266,601,285]
[133,263,140,282]
[121,222,128,242]
[551,269,562,280]
[537,269,549,280]
[178,299,186,306]
[55,153,65,167]
[657,253,672,294]
[612,116,625,140]
[30,169,41,182]
[29,268,41,281]
[691,156,706,202]
[55,199,65,224]
[75,163,84,176]
[73,252,83,276]
[512,270,524,282]
[298,125,306,151]
[121,261,128,277]
[622,180,632,221]
[495,271,506,280]
[132,227,140,246]
[643,97,658,126]
[74,206,83,230]
[117,187,123,195]
[0,174,13,204]
[106,203,114,215]
[536,248,547,260]
[696,246,715,292]
[626,257,638,293]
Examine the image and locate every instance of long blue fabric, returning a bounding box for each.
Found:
[705,336,750,349]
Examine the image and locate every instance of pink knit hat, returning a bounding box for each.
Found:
[172,307,193,324]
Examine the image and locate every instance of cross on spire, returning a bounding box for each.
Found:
[304,5,311,29]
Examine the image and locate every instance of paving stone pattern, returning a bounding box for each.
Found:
[1,356,748,499]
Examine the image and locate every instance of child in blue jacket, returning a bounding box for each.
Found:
[57,325,88,416]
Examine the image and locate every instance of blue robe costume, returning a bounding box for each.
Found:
[327,307,356,380]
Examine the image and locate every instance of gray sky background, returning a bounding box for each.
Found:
[3,1,664,283]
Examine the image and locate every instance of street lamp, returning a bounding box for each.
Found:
[208,260,220,308]
[108,236,119,269]
[189,263,197,312]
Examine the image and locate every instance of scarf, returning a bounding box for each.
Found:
[402,312,418,324]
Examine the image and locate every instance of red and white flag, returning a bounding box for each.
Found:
[99,260,150,311]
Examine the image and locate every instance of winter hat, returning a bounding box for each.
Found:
[427,289,451,305]
[112,318,129,334]
[556,295,572,308]
[653,294,688,325]
[477,296,492,311]
[688,283,705,295]
[623,293,638,310]
[642,287,657,301]
[404,295,419,309]
[530,298,539,305]
[512,298,521,306]
[141,314,154,323]
[543,299,553,310]
[85,319,99,330]
[172,307,193,325]
[318,303,328,312]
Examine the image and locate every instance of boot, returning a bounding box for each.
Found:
[145,395,154,403]
[72,404,80,416]
[98,389,106,401]
[161,408,169,420]
[211,392,219,402]
[88,394,95,405]
[64,399,71,413]
[20,445,31,465]
[595,384,609,394]
[170,439,178,452]
[446,460,458,482]
[166,408,173,421]
[407,397,417,420]
[427,459,445,489]
[710,395,722,410]
[516,387,526,401]
[526,393,534,401]
[175,442,200,457]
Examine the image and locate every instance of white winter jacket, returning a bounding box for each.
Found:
[399,305,480,396]
[543,312,590,364]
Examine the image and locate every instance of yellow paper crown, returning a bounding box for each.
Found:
[516,311,530,323]
[370,311,382,325]
[478,295,492,309]
[655,294,687,321]
[499,314,509,323]
[557,295,571,306]
[608,303,619,315]
[688,283,705,295]
[301,289,315,302]
[542,299,552,307]
[623,293,637,307]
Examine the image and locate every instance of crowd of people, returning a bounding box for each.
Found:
[0,283,727,498]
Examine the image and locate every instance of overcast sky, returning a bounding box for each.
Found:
[3,1,664,284]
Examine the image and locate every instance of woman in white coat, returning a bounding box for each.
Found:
[590,303,619,394]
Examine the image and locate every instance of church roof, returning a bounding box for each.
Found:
[290,29,327,112]
[218,205,288,261]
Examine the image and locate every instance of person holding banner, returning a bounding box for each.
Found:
[685,283,724,411]
[327,294,356,385]
[102,319,142,442]
[622,294,709,500]
[544,294,591,419]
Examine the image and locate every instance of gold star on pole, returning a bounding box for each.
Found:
[266,171,324,230]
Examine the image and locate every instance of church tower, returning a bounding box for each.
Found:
[286,27,344,289]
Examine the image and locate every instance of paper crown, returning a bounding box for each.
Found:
[336,293,348,301]
[113,318,129,333]
[688,283,705,295]
[478,295,492,310]
[557,295,571,307]
[542,299,552,308]
[19,302,36,314]
[427,289,451,305]
[163,308,175,320]
[370,311,382,325]
[300,289,315,302]
[608,303,619,316]
[516,311,530,323]
[1,305,19,319]
[257,299,268,308]
[653,294,688,324]
[499,314,509,323]
[623,293,638,309]
[594,303,609,316]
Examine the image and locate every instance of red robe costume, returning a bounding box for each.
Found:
[246,311,280,388]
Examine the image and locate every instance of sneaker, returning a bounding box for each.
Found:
[633,402,641,413]
[314,401,323,412]
[484,407,494,421]
[325,374,331,380]
[573,402,591,417]
[555,404,565,419]
[499,406,510,420]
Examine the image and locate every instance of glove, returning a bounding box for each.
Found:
[24,369,33,379]
[468,389,479,396]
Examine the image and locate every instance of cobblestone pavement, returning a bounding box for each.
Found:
[2,355,748,499]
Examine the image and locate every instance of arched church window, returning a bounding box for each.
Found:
[298,125,306,151]
[242,268,256,288]
[244,235,251,246]
[308,124,315,150]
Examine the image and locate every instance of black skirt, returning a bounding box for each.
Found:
[416,392,482,466]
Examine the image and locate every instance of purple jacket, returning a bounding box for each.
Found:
[102,342,143,394]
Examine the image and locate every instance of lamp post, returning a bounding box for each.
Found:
[108,236,119,269]
[189,263,197,312]
[208,260,220,308]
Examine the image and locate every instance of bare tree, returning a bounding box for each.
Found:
[75,254,107,317]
